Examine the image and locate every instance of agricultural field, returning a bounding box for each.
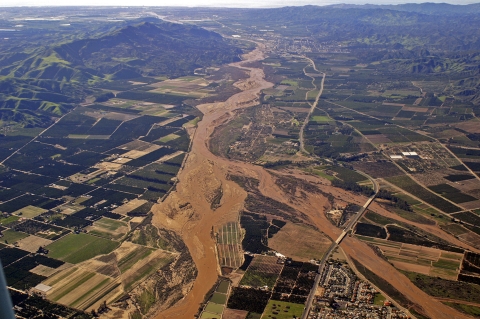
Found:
[357,237,463,280]
[215,221,244,268]
[261,300,304,319]
[385,175,461,214]
[227,256,316,315]
[86,217,129,240]
[0,92,192,304]
[148,76,214,98]
[46,233,119,264]
[200,280,230,319]
[268,222,331,261]
[272,260,317,303]
[43,267,121,311]
[239,255,283,289]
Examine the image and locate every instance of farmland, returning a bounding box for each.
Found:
[5,4,480,319]
[200,280,230,319]
[0,61,196,317]
[215,221,244,269]
[262,300,304,319]
[268,222,331,261]
[357,237,463,280]
[239,255,283,289]
[46,233,119,264]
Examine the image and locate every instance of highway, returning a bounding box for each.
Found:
[300,172,378,319]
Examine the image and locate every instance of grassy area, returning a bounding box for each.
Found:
[0,215,20,226]
[364,211,395,226]
[124,253,173,290]
[13,205,47,218]
[262,300,304,319]
[239,271,279,289]
[138,289,156,314]
[401,271,480,303]
[118,245,153,273]
[216,281,229,294]
[305,168,336,181]
[394,192,421,205]
[328,166,367,183]
[95,218,127,231]
[201,312,221,319]
[186,117,201,126]
[46,233,119,264]
[158,133,180,143]
[392,208,436,225]
[89,217,129,240]
[432,258,460,271]
[1,229,29,244]
[50,272,96,302]
[386,175,461,214]
[280,79,298,86]
[373,293,386,306]
[204,302,224,315]
[311,115,332,123]
[209,292,227,305]
[443,302,480,317]
[130,311,142,319]
[441,252,464,260]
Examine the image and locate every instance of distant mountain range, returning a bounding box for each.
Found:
[332,3,480,15]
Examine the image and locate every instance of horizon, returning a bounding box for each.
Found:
[1,0,479,8]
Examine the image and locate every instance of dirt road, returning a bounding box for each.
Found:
[151,43,472,319]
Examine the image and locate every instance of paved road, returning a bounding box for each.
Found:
[298,56,325,154]
[301,173,378,319]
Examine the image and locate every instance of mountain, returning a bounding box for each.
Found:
[53,21,242,78]
[0,20,242,127]
[368,3,480,16]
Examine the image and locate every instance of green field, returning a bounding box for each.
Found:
[0,215,20,226]
[239,271,279,289]
[432,258,460,271]
[46,233,119,263]
[262,300,304,319]
[216,281,229,294]
[373,293,386,306]
[118,245,153,273]
[280,79,298,86]
[94,217,127,231]
[1,229,29,243]
[200,312,221,319]
[209,292,227,305]
[158,133,180,143]
[311,115,332,123]
[443,302,480,317]
[13,205,47,218]
[204,302,224,315]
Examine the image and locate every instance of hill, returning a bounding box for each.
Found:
[0,20,242,127]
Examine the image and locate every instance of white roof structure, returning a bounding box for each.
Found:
[390,155,403,159]
[34,284,52,293]
[402,152,418,156]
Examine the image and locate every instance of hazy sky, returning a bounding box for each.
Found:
[1,0,479,8]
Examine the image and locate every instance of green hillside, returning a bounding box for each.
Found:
[0,21,242,127]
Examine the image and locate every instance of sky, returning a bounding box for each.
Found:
[1,0,478,7]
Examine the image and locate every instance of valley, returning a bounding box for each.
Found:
[2,4,480,319]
